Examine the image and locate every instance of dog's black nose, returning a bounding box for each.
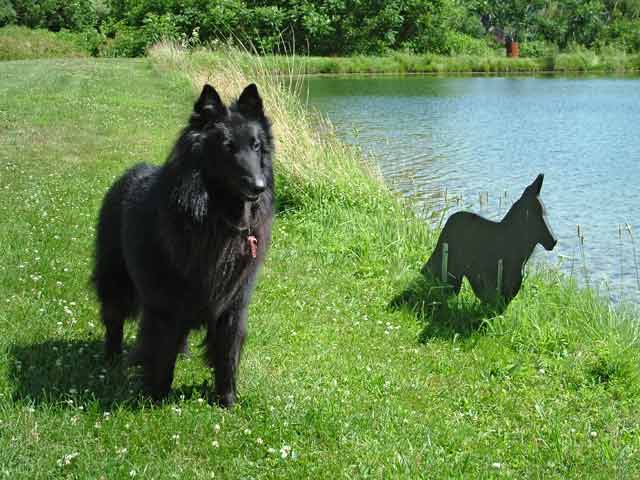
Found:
[252,176,266,194]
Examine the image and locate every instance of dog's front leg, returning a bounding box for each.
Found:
[206,302,248,408]
[137,306,187,400]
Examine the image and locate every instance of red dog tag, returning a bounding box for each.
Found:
[247,235,258,258]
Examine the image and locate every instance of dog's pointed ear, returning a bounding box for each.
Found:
[194,84,226,119]
[237,84,264,118]
[525,173,544,196]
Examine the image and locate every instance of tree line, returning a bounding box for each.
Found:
[1,0,639,56]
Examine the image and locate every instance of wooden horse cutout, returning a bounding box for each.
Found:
[421,174,557,307]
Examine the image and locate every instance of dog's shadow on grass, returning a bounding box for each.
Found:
[389,275,500,342]
[8,339,213,410]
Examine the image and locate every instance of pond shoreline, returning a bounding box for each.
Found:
[251,52,640,75]
[303,74,640,305]
[295,69,640,77]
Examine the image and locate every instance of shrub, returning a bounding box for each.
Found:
[519,40,557,57]
[100,12,182,57]
[99,22,146,57]
[442,32,494,56]
[0,0,16,27]
[59,27,106,56]
[11,0,97,31]
[604,18,640,52]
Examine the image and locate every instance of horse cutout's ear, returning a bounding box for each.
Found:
[237,83,264,118]
[194,84,225,119]
[525,173,544,196]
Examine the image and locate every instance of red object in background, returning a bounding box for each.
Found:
[506,41,520,58]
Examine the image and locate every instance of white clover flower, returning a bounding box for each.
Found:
[212,440,219,448]
[56,452,79,467]
[213,424,221,433]
[491,462,502,469]
[280,445,291,459]
[256,437,264,445]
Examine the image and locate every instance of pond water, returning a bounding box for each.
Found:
[304,75,640,303]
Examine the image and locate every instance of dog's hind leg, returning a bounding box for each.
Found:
[101,303,129,359]
[137,306,188,400]
[93,261,139,360]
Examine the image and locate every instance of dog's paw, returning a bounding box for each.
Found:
[126,346,145,367]
[217,392,237,409]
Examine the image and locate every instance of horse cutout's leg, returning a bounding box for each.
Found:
[496,259,503,297]
[441,243,449,283]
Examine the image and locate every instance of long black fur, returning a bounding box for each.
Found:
[91,84,274,407]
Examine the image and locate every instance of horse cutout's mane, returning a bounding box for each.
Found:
[421,174,557,307]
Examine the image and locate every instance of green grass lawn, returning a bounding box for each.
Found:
[1,55,640,478]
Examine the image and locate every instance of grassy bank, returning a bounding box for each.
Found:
[251,50,640,74]
[0,26,91,61]
[1,48,640,478]
[170,44,640,75]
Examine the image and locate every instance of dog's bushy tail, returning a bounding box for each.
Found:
[92,172,140,323]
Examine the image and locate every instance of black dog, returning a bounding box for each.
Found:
[91,83,274,407]
[422,174,556,306]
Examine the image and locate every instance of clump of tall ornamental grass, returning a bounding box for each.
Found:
[148,40,434,279]
[148,41,384,207]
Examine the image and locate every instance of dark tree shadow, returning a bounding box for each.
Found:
[389,275,502,342]
[8,339,213,410]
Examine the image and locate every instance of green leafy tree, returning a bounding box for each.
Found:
[0,0,16,26]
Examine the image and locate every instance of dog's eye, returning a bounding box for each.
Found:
[252,140,261,152]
